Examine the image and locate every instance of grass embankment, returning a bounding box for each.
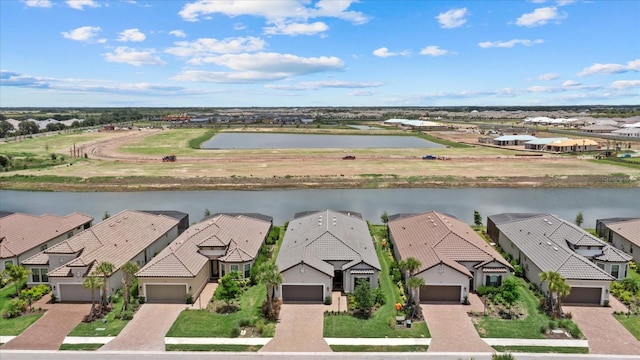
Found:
[0,281,43,336]
[59,343,104,351]
[330,345,429,352]
[614,314,640,340]
[323,225,430,338]
[492,345,588,354]
[167,280,275,338]
[166,344,262,352]
[67,297,131,336]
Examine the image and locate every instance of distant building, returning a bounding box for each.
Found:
[524,138,568,150]
[492,135,537,146]
[545,139,598,153]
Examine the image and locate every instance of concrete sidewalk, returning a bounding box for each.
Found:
[325,338,431,346]
[165,337,271,345]
[63,336,116,344]
[483,338,589,347]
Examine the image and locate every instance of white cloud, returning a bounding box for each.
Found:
[536,73,559,80]
[478,39,544,48]
[118,28,146,42]
[166,37,266,62]
[610,80,640,90]
[103,47,166,66]
[348,90,376,96]
[578,59,640,76]
[562,80,580,87]
[22,0,52,8]
[372,47,410,58]
[171,70,286,83]
[419,46,452,57]
[436,8,468,29]
[234,23,247,30]
[265,80,383,91]
[169,30,187,38]
[516,7,566,27]
[264,21,329,36]
[66,0,100,10]
[61,26,101,42]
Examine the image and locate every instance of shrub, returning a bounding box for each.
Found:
[230,325,241,338]
[373,287,385,306]
[185,294,193,304]
[477,286,499,297]
[3,299,28,318]
[324,296,332,305]
[239,318,252,327]
[492,353,515,360]
[121,310,134,320]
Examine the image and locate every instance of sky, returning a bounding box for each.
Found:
[0,0,639,108]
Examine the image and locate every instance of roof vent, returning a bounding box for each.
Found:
[547,242,551,246]
[553,247,558,251]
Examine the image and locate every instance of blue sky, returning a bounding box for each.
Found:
[1,0,638,107]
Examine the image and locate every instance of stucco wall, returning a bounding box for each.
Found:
[611,232,638,262]
[345,263,379,293]
[138,263,210,301]
[566,279,611,305]
[276,263,331,299]
[418,264,470,302]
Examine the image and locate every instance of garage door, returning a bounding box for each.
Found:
[145,284,187,303]
[563,287,601,304]
[59,284,92,302]
[420,285,461,302]
[282,285,323,303]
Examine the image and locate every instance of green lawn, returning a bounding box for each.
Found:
[323,225,430,338]
[492,345,588,354]
[166,285,275,337]
[166,344,262,352]
[59,343,104,351]
[67,297,130,336]
[614,314,640,340]
[474,279,582,339]
[0,282,44,336]
[330,345,429,352]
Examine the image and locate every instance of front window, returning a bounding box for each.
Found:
[244,263,251,278]
[4,260,13,269]
[611,264,620,278]
[31,268,49,283]
[486,275,502,287]
[230,264,239,273]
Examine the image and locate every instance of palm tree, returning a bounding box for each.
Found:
[3,264,31,297]
[83,276,103,321]
[539,271,571,317]
[255,262,282,316]
[406,276,425,319]
[120,261,139,311]
[399,257,421,277]
[94,261,115,309]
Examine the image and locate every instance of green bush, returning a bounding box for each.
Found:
[373,286,385,306]
[230,325,241,338]
[492,353,515,360]
[238,318,252,327]
[477,286,499,297]
[324,296,332,305]
[3,299,27,318]
[121,310,134,320]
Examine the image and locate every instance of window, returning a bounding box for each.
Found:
[4,260,13,269]
[32,269,40,283]
[230,264,239,273]
[486,275,502,287]
[597,263,605,270]
[31,268,48,283]
[611,264,620,278]
[221,264,226,277]
[244,263,251,278]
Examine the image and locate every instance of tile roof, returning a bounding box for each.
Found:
[547,139,598,147]
[388,211,511,277]
[525,138,568,145]
[136,214,271,278]
[276,210,381,276]
[606,218,640,247]
[0,212,93,259]
[489,213,619,281]
[595,246,633,262]
[47,210,179,278]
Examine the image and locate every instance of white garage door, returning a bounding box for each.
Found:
[59,284,93,302]
[145,284,187,303]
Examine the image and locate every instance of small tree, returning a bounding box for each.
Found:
[406,276,425,318]
[575,211,584,227]
[474,210,483,228]
[399,257,421,278]
[380,211,389,224]
[3,264,31,297]
[103,211,110,220]
[540,270,571,318]
[121,261,139,311]
[217,271,242,308]
[354,278,374,318]
[204,208,211,217]
[254,262,282,319]
[94,261,115,310]
[83,276,103,321]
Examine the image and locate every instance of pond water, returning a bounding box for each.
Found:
[1,188,638,227]
[200,133,444,149]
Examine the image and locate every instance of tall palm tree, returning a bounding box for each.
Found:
[539,271,570,317]
[120,261,139,311]
[399,257,421,277]
[255,262,282,315]
[406,276,425,318]
[94,261,115,309]
[554,281,571,317]
[83,276,104,321]
[3,264,31,297]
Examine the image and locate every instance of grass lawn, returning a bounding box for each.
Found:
[67,297,130,336]
[330,345,429,352]
[492,345,588,354]
[166,344,262,351]
[474,279,581,339]
[614,314,640,340]
[323,225,430,338]
[0,282,44,336]
[166,285,275,338]
[59,343,104,351]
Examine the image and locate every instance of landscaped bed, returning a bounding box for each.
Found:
[0,281,45,336]
[59,343,104,351]
[492,345,588,354]
[330,345,429,352]
[165,344,262,352]
[66,296,131,337]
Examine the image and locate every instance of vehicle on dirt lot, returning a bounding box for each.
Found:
[422,155,437,160]
[342,155,356,160]
[162,155,176,162]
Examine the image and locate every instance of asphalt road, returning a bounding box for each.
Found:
[1,351,639,360]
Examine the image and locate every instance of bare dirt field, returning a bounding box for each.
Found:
[1,127,638,191]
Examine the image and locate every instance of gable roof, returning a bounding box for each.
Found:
[136,214,271,278]
[276,210,380,276]
[46,210,179,278]
[0,212,93,259]
[388,211,511,277]
[489,213,629,281]
[606,218,640,247]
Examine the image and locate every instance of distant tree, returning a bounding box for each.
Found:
[94,261,115,309]
[380,211,389,224]
[575,211,584,227]
[217,271,242,307]
[0,120,14,138]
[204,208,211,218]
[103,211,110,220]
[474,210,483,228]
[83,276,103,321]
[2,264,31,297]
[354,278,374,318]
[121,262,139,311]
[18,120,39,135]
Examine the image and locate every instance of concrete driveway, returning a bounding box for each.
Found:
[98,303,185,351]
[1,302,90,350]
[260,304,331,352]
[422,299,493,353]
[563,296,640,355]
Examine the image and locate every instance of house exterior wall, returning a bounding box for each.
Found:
[8,228,86,267]
[144,227,179,263]
[344,264,379,293]
[593,261,629,280]
[610,232,639,262]
[571,246,605,258]
[417,264,469,302]
[566,279,611,305]
[138,263,210,301]
[276,263,331,300]
[219,260,256,279]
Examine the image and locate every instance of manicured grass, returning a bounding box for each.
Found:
[59,343,104,351]
[188,129,216,149]
[330,345,429,352]
[614,314,640,340]
[166,285,275,338]
[492,345,588,354]
[166,344,262,352]
[0,282,44,336]
[414,132,470,148]
[120,129,205,156]
[323,225,430,338]
[474,279,582,339]
[67,297,131,336]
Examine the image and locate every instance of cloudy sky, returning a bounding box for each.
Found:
[1,0,638,107]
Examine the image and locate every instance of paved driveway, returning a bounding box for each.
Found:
[422,301,493,353]
[1,303,90,350]
[564,297,640,355]
[98,303,185,351]
[259,304,331,352]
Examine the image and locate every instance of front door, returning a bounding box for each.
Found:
[210,260,219,279]
[333,270,343,290]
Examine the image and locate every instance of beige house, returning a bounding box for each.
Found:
[545,139,598,153]
[1,212,93,272]
[136,213,272,303]
[597,217,640,262]
[388,211,512,303]
[488,213,631,306]
[22,210,180,302]
[275,210,381,303]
